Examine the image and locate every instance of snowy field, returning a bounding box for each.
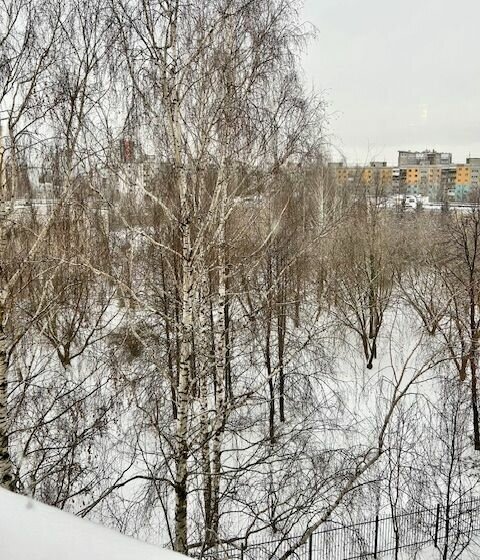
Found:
[9,303,480,559]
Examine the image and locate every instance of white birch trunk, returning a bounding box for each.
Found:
[209,175,228,542]
[163,8,194,550]
[175,171,193,553]
[0,123,13,489]
[196,251,214,546]
[0,301,13,490]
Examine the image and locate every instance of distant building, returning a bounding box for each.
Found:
[327,161,394,192]
[398,158,480,202]
[119,138,136,163]
[398,150,452,166]
[328,149,480,203]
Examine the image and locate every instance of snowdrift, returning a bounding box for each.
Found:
[0,488,187,560]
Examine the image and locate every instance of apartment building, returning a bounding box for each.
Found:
[328,150,480,202]
[396,150,480,201]
[398,150,452,166]
[397,150,451,200]
[327,161,394,192]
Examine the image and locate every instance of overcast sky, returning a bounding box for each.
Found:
[301,0,480,165]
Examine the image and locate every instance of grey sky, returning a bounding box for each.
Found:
[301,0,480,165]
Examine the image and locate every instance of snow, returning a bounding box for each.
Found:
[0,488,188,560]
[377,542,480,559]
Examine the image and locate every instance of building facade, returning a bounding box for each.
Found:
[327,161,394,192]
[329,150,480,203]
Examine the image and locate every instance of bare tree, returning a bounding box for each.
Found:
[331,183,397,369]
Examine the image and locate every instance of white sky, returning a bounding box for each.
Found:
[301,0,480,165]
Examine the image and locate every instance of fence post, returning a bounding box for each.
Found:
[374,515,379,559]
[434,504,440,548]
[240,542,245,560]
[308,533,313,560]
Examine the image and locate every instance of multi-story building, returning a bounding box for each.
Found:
[398,150,452,166]
[396,150,480,202]
[327,162,349,186]
[368,161,394,188]
[397,150,453,201]
[468,158,480,196]
[329,149,480,203]
[327,161,394,192]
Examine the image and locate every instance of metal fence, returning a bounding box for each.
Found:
[203,497,480,559]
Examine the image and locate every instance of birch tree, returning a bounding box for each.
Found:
[98,0,324,552]
[0,0,113,490]
[332,187,397,369]
[0,0,65,490]
[435,210,480,451]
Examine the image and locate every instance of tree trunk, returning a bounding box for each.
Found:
[277,271,286,423]
[161,254,177,419]
[196,249,214,547]
[0,134,13,489]
[0,314,13,490]
[174,164,193,554]
[209,177,228,545]
[175,255,193,553]
[469,290,480,450]
[470,351,480,450]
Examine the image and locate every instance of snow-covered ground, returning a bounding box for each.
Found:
[381,542,480,559]
[0,488,187,560]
